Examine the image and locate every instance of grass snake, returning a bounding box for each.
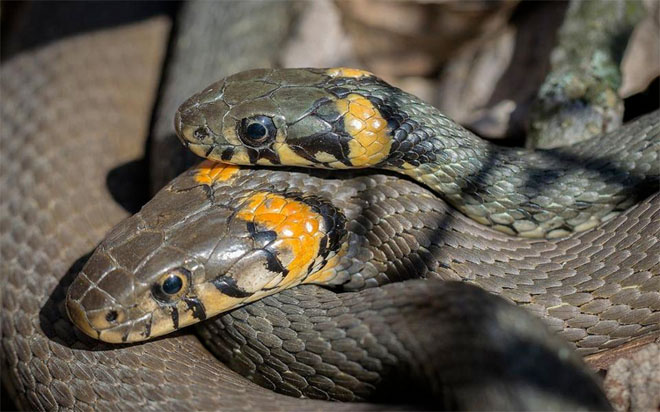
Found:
[64,67,659,407]
[2,6,658,411]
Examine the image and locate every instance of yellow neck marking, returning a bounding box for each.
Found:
[326,67,374,79]
[335,93,392,167]
[236,192,326,286]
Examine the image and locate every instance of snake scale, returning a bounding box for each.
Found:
[2,4,659,411]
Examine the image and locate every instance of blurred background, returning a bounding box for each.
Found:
[2,0,658,187]
[3,0,657,145]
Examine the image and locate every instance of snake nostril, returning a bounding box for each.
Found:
[105,310,118,323]
[193,126,209,141]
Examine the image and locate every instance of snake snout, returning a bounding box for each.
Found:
[174,78,230,157]
[66,245,146,342]
[174,97,222,159]
[175,98,204,142]
[174,110,186,147]
[66,270,131,341]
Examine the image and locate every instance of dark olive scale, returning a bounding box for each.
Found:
[171,306,179,329]
[141,317,152,340]
[260,249,289,277]
[246,145,281,165]
[290,133,353,167]
[246,221,278,248]
[274,90,355,167]
[220,146,235,161]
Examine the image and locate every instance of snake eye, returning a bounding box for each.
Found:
[238,115,276,148]
[162,275,183,294]
[152,268,190,303]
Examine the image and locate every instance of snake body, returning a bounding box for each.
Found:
[67,69,659,403]
[2,5,659,411]
[167,68,660,352]
[68,153,660,353]
[1,15,383,412]
[0,15,609,411]
[175,68,659,239]
[63,160,616,407]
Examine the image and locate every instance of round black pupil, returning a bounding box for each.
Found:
[162,275,183,294]
[246,122,267,140]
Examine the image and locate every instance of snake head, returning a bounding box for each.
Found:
[66,162,348,343]
[175,67,399,169]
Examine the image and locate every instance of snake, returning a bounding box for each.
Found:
[2,5,658,411]
[64,63,659,402]
[174,67,659,240]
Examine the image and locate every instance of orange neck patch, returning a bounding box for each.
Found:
[194,160,240,185]
[335,93,392,167]
[236,192,327,287]
[326,67,374,79]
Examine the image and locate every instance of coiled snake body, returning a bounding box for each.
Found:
[2,13,659,412]
[65,64,659,407]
